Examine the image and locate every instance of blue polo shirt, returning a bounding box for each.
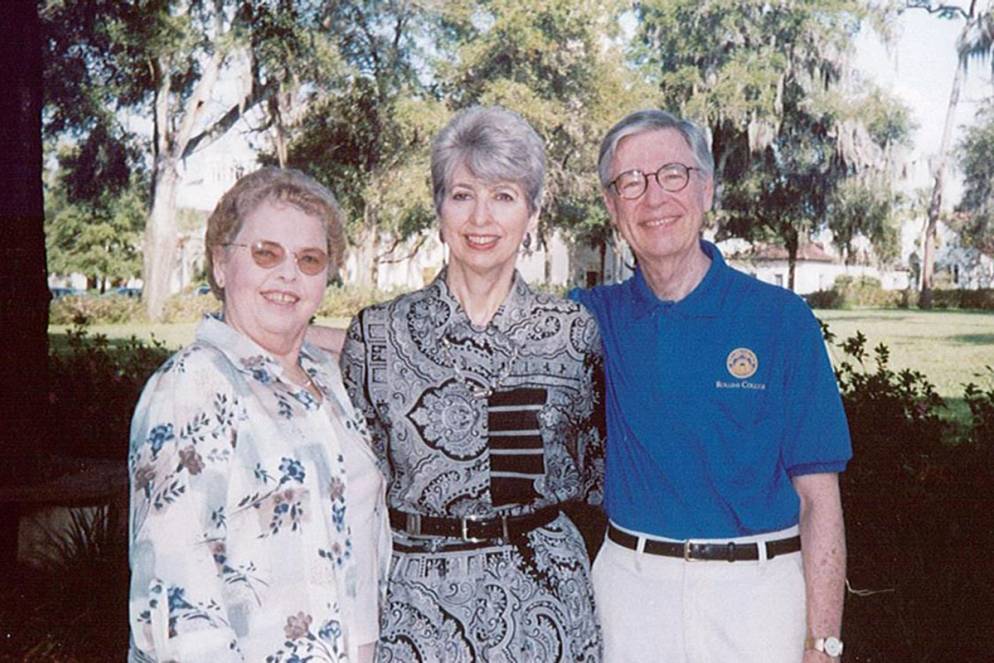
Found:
[571,241,851,539]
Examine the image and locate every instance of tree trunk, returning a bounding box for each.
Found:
[785,226,799,291]
[0,0,47,563]
[921,7,974,309]
[143,49,223,320]
[351,209,381,289]
[143,163,180,320]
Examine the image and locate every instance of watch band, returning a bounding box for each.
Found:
[805,635,844,658]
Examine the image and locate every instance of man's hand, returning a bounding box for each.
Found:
[307,324,347,355]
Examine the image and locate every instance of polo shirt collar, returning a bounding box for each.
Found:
[629,239,728,319]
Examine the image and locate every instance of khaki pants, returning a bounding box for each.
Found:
[592,523,806,663]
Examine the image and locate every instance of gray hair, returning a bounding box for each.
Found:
[431,106,546,216]
[597,110,714,189]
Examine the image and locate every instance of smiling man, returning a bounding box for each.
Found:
[570,110,852,663]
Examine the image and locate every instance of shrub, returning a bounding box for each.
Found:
[2,505,129,659]
[163,292,220,323]
[964,365,994,450]
[49,324,171,459]
[834,330,948,461]
[805,288,844,309]
[49,293,145,325]
[829,326,994,661]
[931,288,994,310]
[316,284,402,319]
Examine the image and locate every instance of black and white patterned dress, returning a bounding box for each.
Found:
[340,269,605,662]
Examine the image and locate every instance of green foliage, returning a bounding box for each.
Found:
[964,365,994,449]
[45,181,146,290]
[834,330,948,455]
[42,0,343,318]
[806,275,912,309]
[275,2,446,287]
[48,324,171,459]
[826,178,902,263]
[440,0,648,247]
[315,284,403,319]
[2,505,130,659]
[955,98,994,254]
[926,288,994,310]
[49,294,145,325]
[830,324,994,660]
[637,0,909,287]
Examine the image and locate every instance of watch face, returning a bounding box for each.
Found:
[824,637,844,657]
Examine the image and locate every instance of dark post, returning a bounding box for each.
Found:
[0,1,49,565]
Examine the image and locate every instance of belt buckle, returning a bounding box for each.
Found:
[683,540,697,561]
[404,512,422,536]
[460,514,488,543]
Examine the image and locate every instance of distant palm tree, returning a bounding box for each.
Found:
[915,0,993,308]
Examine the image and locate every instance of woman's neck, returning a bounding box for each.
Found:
[445,261,516,328]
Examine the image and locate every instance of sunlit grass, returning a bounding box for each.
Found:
[816,308,994,425]
[49,309,993,425]
[48,317,351,353]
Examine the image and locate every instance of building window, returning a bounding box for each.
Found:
[774,273,784,287]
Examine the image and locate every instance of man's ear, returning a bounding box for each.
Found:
[602,189,620,230]
[702,176,715,213]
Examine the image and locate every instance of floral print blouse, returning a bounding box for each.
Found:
[128,316,389,663]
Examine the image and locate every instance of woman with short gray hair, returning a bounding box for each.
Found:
[339,106,605,661]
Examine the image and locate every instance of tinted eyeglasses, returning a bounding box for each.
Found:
[610,162,701,199]
[224,240,329,276]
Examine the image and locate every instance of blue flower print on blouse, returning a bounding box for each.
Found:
[128,316,380,663]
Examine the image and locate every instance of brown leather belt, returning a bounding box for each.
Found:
[608,523,801,562]
[389,506,560,543]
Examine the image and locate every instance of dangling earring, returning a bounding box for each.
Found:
[522,232,532,251]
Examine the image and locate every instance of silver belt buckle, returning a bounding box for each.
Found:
[404,512,422,536]
[683,540,700,562]
[460,514,488,543]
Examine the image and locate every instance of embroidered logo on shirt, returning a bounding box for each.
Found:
[726,348,758,379]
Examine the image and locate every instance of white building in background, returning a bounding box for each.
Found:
[721,241,911,295]
[903,216,994,290]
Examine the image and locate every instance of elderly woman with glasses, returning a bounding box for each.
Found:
[128,167,389,663]
[336,106,605,661]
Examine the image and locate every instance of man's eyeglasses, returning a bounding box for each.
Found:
[610,163,700,200]
[224,240,329,276]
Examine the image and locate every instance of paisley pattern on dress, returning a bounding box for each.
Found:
[340,269,605,662]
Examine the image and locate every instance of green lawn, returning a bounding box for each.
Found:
[48,317,351,353]
[50,309,993,422]
[815,308,994,424]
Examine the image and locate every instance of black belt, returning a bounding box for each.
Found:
[389,506,561,543]
[608,524,801,562]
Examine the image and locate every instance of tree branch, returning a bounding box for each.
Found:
[181,76,279,159]
[376,232,429,264]
[905,1,971,20]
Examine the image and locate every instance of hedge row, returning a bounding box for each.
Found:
[806,276,994,310]
[49,285,403,325]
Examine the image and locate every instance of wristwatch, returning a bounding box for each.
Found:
[805,635,844,658]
